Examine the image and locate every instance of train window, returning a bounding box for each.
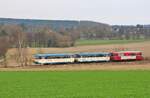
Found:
[46,56,53,59]
[82,56,91,58]
[35,56,42,59]
[88,56,95,57]
[111,53,118,56]
[52,57,61,59]
[82,56,87,58]
[62,56,71,58]
[97,54,103,57]
[119,53,124,56]
[80,54,109,57]
[88,55,98,57]
[130,53,136,56]
[45,56,71,59]
[137,52,142,55]
[75,54,81,58]
[124,53,129,56]
[100,54,109,57]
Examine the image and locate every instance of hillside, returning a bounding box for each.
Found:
[0,18,150,47]
[0,18,109,31]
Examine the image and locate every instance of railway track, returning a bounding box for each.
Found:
[0,59,149,69]
[29,59,150,68]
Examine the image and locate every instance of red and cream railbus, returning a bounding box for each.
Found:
[110,51,143,61]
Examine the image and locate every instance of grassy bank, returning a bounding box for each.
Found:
[76,39,148,46]
[0,71,150,98]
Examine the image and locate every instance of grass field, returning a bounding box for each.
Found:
[76,39,148,46]
[0,71,150,98]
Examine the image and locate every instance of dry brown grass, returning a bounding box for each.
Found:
[28,41,150,57]
[8,41,150,56]
[0,61,150,71]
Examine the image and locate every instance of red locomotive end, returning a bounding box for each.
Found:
[111,51,143,61]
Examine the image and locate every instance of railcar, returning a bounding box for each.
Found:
[75,52,111,63]
[34,53,75,65]
[110,51,143,61]
[33,51,144,65]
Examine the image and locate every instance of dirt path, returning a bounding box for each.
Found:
[1,61,150,71]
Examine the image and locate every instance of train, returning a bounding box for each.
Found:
[111,51,143,61]
[33,51,143,65]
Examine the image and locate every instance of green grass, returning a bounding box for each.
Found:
[0,71,150,98]
[76,39,148,46]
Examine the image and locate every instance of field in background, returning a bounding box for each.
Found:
[29,40,150,57]
[76,39,148,46]
[0,71,150,98]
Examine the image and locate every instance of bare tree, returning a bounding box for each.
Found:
[2,25,28,66]
[13,26,28,66]
[0,36,10,67]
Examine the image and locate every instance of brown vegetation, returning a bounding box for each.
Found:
[24,41,150,58]
[2,41,150,70]
[0,36,10,67]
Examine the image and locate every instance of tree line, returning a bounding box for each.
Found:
[112,25,150,40]
[0,24,80,67]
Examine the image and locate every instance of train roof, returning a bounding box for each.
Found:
[34,52,111,57]
[34,53,73,57]
[112,51,142,53]
[76,52,110,56]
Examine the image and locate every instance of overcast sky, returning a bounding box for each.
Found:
[0,0,150,25]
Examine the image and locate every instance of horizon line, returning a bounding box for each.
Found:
[0,17,149,26]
